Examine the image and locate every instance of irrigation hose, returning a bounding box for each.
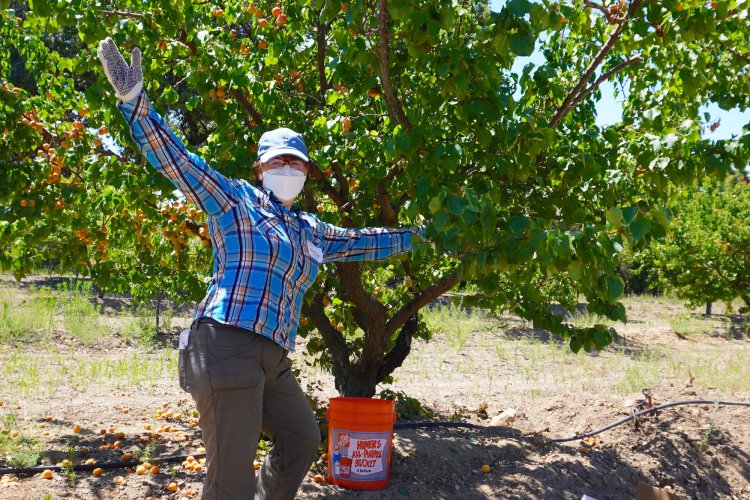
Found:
[1,399,748,476]
[546,399,750,443]
[0,452,206,476]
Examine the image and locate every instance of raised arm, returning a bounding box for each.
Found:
[97,38,241,217]
[314,218,422,263]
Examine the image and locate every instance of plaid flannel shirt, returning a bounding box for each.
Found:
[118,91,418,352]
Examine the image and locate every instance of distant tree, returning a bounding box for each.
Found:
[652,174,750,314]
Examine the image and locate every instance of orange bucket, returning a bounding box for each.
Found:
[326,397,396,490]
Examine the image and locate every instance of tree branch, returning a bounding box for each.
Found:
[316,18,330,101]
[307,160,346,207]
[229,88,262,126]
[550,0,642,128]
[569,55,643,110]
[302,293,352,385]
[99,10,145,19]
[378,0,413,131]
[385,271,461,336]
[335,261,387,327]
[721,43,750,66]
[376,314,417,382]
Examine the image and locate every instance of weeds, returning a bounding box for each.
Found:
[59,280,104,344]
[61,444,77,486]
[669,313,711,339]
[121,303,176,346]
[379,389,434,421]
[0,413,44,468]
[139,440,157,464]
[0,285,56,342]
[567,311,617,329]
[422,302,497,351]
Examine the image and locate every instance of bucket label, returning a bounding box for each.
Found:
[330,429,391,480]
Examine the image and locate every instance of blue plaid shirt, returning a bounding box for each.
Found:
[118,92,418,351]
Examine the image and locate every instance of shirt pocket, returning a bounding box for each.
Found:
[206,344,263,392]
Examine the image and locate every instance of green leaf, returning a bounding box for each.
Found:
[606,274,624,301]
[592,328,610,350]
[621,206,638,225]
[570,336,582,354]
[428,194,443,215]
[630,218,651,243]
[567,261,583,281]
[320,0,341,23]
[643,108,661,121]
[162,86,178,105]
[507,0,533,17]
[509,33,535,57]
[606,207,623,228]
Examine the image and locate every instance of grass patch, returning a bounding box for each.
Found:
[0,413,44,468]
[669,313,712,339]
[567,311,618,329]
[58,280,104,344]
[2,348,179,398]
[120,306,160,346]
[422,302,498,351]
[0,285,56,342]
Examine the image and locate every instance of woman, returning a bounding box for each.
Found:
[97,38,421,499]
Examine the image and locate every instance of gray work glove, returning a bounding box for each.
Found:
[97,37,143,102]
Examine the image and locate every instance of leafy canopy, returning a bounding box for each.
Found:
[1,0,749,377]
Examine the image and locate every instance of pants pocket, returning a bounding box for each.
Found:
[178,348,189,391]
[179,342,209,393]
[207,344,263,392]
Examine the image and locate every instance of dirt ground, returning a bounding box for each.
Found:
[0,277,749,499]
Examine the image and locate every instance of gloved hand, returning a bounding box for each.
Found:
[97,37,143,102]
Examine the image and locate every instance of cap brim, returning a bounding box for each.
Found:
[259,148,309,163]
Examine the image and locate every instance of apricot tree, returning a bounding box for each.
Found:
[1,0,749,396]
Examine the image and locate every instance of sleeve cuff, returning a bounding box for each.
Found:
[116,89,150,122]
[411,225,426,236]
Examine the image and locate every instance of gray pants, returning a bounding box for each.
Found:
[179,318,321,500]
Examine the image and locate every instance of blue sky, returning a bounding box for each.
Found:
[490,0,749,140]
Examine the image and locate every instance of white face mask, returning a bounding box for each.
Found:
[262,165,306,202]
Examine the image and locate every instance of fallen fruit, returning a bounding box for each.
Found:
[313,474,325,483]
[41,470,54,479]
[167,482,178,492]
[93,468,103,477]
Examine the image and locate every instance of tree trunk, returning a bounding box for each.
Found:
[155,290,162,333]
[705,302,712,316]
[335,314,419,397]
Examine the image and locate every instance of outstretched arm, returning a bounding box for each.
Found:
[314,218,423,263]
[97,38,241,217]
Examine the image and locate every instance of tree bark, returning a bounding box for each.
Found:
[155,290,162,333]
